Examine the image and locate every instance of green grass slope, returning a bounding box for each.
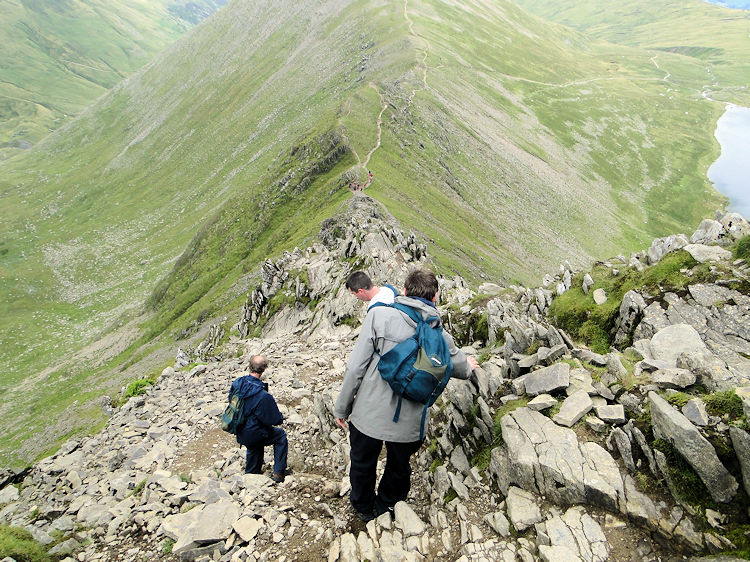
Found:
[0,0,226,159]
[0,0,740,466]
[512,0,750,105]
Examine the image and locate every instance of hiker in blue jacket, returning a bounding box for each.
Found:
[334,268,478,521]
[229,355,287,483]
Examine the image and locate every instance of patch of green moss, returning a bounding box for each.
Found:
[429,459,443,474]
[704,390,743,422]
[132,478,147,498]
[734,235,750,262]
[470,445,493,472]
[652,438,716,509]
[0,524,52,562]
[525,340,542,355]
[493,398,529,442]
[336,314,360,329]
[444,488,457,503]
[666,392,691,408]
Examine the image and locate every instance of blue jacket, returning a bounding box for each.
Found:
[228,375,283,446]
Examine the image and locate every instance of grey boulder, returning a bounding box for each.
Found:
[554,390,593,427]
[648,392,737,503]
[523,362,570,396]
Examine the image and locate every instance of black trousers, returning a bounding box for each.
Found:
[349,422,423,516]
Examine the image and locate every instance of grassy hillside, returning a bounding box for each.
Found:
[0,0,226,159]
[512,0,750,105]
[0,0,741,466]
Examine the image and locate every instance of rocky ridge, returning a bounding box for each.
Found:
[1,199,750,561]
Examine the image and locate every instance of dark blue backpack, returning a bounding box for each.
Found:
[373,302,453,440]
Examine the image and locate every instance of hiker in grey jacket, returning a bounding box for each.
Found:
[333,268,478,520]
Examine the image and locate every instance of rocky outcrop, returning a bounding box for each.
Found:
[648,392,738,503]
[2,212,749,561]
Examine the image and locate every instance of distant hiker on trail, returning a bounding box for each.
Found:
[363,170,374,189]
[228,355,287,483]
[345,271,398,310]
[334,268,478,521]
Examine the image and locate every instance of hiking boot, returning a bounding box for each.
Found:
[354,509,374,522]
[270,472,285,483]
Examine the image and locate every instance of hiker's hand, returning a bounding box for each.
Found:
[335,417,348,430]
[468,356,479,371]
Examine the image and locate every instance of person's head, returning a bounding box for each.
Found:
[345,271,376,302]
[404,268,439,301]
[248,355,268,378]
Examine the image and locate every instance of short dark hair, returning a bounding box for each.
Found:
[249,355,268,374]
[345,271,373,292]
[404,268,438,300]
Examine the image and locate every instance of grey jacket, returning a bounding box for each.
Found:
[333,296,472,442]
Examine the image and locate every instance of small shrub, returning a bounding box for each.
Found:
[704,390,743,421]
[525,340,542,355]
[471,446,493,472]
[477,348,492,364]
[666,392,691,408]
[336,314,360,328]
[734,235,750,262]
[0,524,52,562]
[162,538,176,555]
[132,479,147,497]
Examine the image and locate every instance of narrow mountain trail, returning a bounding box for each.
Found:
[403,0,431,105]
[649,55,671,82]
[362,82,387,169]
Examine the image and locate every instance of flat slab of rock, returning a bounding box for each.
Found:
[596,404,626,425]
[554,390,593,427]
[393,502,426,537]
[505,486,542,532]
[586,416,607,433]
[484,512,511,536]
[543,506,609,562]
[652,368,696,389]
[0,485,19,504]
[593,288,607,305]
[524,363,570,397]
[539,344,567,365]
[567,368,596,396]
[491,408,624,512]
[649,392,737,503]
[682,398,709,426]
[528,394,557,411]
[683,243,732,263]
[730,427,750,497]
[649,324,707,366]
[161,499,240,554]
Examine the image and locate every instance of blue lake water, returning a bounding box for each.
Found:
[703,0,750,8]
[707,104,750,219]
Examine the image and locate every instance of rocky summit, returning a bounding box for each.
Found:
[1,198,750,561]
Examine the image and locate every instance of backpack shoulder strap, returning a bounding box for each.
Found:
[389,302,423,325]
[384,283,399,298]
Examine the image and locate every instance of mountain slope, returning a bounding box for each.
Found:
[0,0,227,158]
[512,0,750,105]
[0,0,741,465]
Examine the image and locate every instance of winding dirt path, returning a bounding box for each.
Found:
[363,82,387,168]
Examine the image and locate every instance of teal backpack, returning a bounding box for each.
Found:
[220,392,245,434]
[373,302,453,440]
